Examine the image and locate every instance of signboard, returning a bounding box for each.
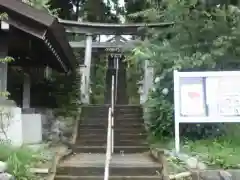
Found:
[173,70,240,152]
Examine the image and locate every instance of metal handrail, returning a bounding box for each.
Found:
[104,107,112,180]
[111,75,114,153]
[104,75,115,180]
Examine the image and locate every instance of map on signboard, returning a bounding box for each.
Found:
[180,82,206,116]
[216,77,240,116]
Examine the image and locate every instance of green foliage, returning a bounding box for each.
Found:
[24,0,60,16]
[0,143,45,179]
[51,68,81,118]
[0,56,14,63]
[131,0,240,139]
[126,57,142,104]
[183,124,240,168]
[0,12,8,21]
[91,55,107,104]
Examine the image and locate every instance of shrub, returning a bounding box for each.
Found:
[0,143,44,179]
[131,1,240,140]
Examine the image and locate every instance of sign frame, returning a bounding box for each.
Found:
[173,70,240,152]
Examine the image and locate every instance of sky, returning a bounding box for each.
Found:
[73,0,130,42]
[101,0,130,41]
[103,0,125,8]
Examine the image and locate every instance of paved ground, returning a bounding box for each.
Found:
[60,153,160,168]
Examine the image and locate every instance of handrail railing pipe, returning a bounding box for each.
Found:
[115,57,119,104]
[104,107,112,180]
[111,75,114,153]
[104,75,115,180]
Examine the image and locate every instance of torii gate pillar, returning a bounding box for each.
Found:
[81,34,93,103]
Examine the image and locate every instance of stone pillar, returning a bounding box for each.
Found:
[140,60,154,104]
[79,65,85,102]
[82,34,93,103]
[22,75,30,108]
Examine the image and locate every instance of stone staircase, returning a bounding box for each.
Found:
[55,105,162,180]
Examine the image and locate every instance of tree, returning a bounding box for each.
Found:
[124,0,151,22]
[131,0,240,139]
[24,0,59,15]
[49,0,74,19]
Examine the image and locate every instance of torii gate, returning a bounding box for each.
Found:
[59,20,172,104]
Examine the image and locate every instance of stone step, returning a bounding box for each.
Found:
[82,110,108,114]
[81,105,142,112]
[79,125,107,129]
[114,104,142,110]
[84,116,143,120]
[82,111,108,116]
[114,110,142,113]
[114,115,143,119]
[78,133,147,140]
[73,146,149,153]
[82,114,108,118]
[82,118,144,123]
[115,109,142,113]
[55,175,161,180]
[57,166,159,176]
[76,139,147,146]
[79,124,144,129]
[82,109,109,113]
[77,134,146,142]
[114,111,142,115]
[78,128,145,134]
[82,105,109,109]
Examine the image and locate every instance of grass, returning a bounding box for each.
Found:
[182,137,240,169]
[0,142,49,179]
[150,124,240,169]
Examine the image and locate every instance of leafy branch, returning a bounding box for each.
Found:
[0,12,8,21]
[0,56,14,63]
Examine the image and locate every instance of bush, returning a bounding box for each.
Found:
[131,1,240,140]
[0,143,44,179]
[144,73,225,140]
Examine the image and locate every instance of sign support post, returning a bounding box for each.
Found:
[174,70,180,153]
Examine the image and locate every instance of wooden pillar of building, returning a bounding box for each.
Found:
[0,26,9,94]
[22,74,30,108]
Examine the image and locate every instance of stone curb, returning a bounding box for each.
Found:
[150,147,240,180]
[150,147,207,170]
[150,148,193,180]
[46,112,81,180]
